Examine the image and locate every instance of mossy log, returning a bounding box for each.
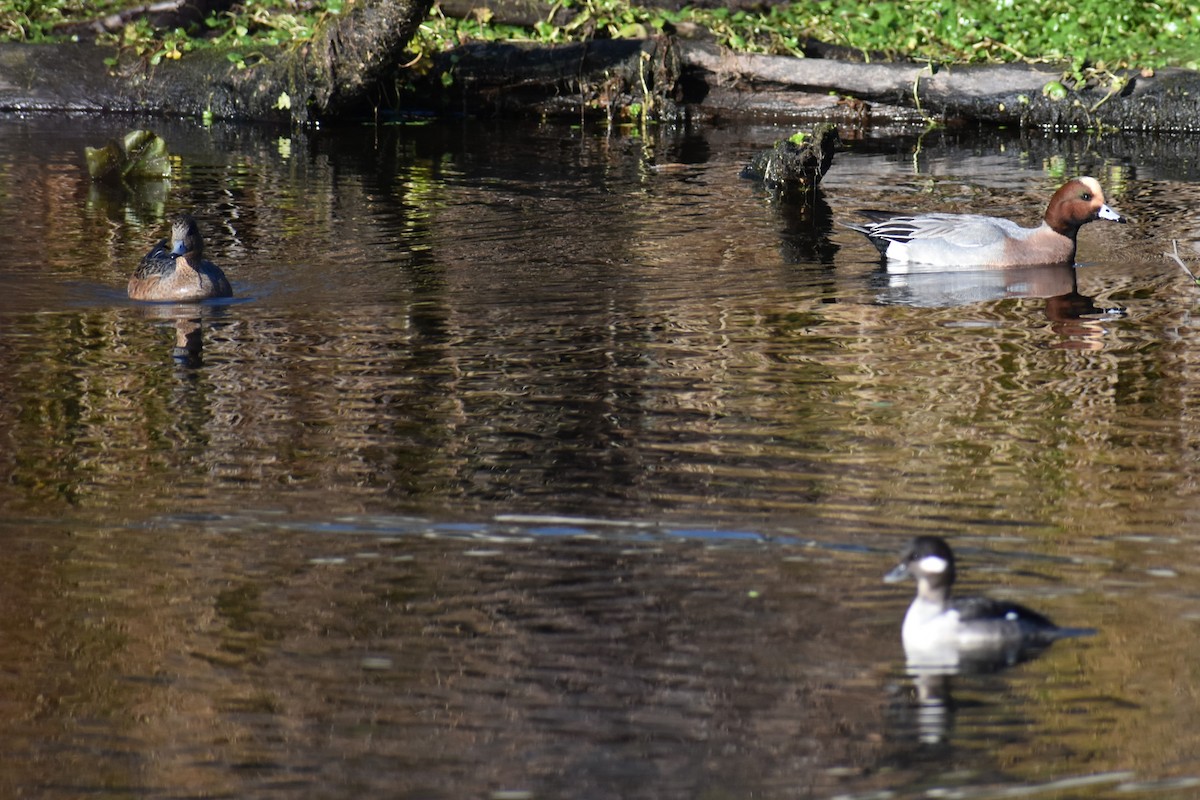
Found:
[740,122,841,202]
[0,0,432,123]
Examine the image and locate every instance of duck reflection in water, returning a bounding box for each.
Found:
[875,262,1121,349]
[128,213,232,302]
[131,301,214,368]
[884,536,1095,745]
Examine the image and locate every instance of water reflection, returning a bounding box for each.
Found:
[86,174,170,223]
[772,190,839,264]
[895,657,1059,748]
[877,262,1080,307]
[2,113,1200,798]
[132,301,227,368]
[904,670,956,746]
[872,262,1124,348]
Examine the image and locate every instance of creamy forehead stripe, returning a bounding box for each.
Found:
[917,554,949,573]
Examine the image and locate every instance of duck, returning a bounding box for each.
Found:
[846,177,1125,268]
[128,213,232,302]
[884,536,1093,669]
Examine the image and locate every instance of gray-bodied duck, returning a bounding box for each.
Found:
[128,213,232,302]
[847,177,1125,268]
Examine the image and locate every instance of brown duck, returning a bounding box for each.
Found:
[128,213,232,302]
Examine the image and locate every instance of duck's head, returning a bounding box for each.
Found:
[169,213,204,258]
[884,535,957,599]
[1044,176,1125,236]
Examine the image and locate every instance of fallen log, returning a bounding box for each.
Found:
[410,37,1035,123]
[52,0,235,37]
[682,41,1055,120]
[412,36,1200,130]
[679,41,1200,130]
[437,0,579,29]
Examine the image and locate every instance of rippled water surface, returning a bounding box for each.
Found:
[3,112,1200,798]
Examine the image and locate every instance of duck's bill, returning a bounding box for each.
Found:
[1098,204,1125,223]
[883,563,911,583]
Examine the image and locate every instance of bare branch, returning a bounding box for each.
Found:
[1166,239,1200,285]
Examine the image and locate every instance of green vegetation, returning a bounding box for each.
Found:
[1,0,1198,73]
[1,0,123,40]
[798,0,1200,68]
[0,0,345,67]
[416,0,1200,71]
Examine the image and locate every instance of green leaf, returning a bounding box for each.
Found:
[84,142,123,182]
[1042,80,1068,100]
[120,130,171,179]
[85,130,171,182]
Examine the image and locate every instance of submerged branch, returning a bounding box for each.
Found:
[1167,240,1200,285]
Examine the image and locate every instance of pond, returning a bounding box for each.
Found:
[2,111,1200,798]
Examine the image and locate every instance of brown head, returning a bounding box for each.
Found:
[1043,177,1125,237]
[169,213,204,259]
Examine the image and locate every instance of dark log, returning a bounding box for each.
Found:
[740,122,841,202]
[437,0,578,29]
[53,0,236,37]
[414,36,684,121]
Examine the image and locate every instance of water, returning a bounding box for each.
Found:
[2,112,1200,797]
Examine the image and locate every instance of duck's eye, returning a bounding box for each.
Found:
[1081,191,1092,200]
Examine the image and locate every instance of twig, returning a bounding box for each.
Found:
[1089,74,1128,113]
[1166,239,1200,285]
[912,61,934,124]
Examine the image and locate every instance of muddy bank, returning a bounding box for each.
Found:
[2,19,1200,130]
